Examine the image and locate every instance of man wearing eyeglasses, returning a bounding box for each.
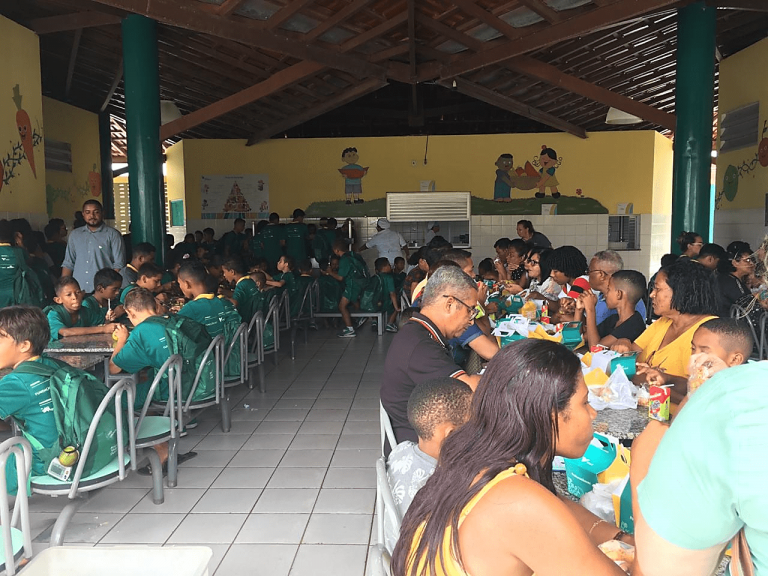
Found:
[588,250,646,325]
[381,266,482,451]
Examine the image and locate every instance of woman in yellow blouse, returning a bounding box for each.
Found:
[612,259,719,401]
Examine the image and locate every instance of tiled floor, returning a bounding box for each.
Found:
[24,325,388,575]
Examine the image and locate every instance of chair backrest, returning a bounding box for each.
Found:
[279,290,291,329]
[379,401,397,457]
[134,355,183,457]
[265,297,281,351]
[368,545,393,576]
[310,279,320,314]
[0,437,33,575]
[67,378,133,498]
[761,312,768,361]
[184,334,224,410]
[224,322,248,373]
[731,304,761,357]
[375,457,403,554]
[294,282,314,321]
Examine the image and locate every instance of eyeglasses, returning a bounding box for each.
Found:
[691,242,704,247]
[737,256,757,265]
[527,259,540,265]
[443,294,478,319]
[588,269,607,276]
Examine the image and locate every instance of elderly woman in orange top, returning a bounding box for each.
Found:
[611,258,719,401]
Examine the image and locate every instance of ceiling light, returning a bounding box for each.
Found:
[160,101,182,125]
[605,107,642,125]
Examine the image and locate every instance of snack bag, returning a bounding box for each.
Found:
[520,299,538,320]
[687,352,728,397]
[648,385,670,422]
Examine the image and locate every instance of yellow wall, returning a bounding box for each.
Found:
[42,97,101,220]
[176,131,665,218]
[716,36,768,211]
[166,139,186,223]
[651,131,674,214]
[0,15,45,214]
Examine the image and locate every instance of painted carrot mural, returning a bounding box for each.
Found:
[12,84,35,178]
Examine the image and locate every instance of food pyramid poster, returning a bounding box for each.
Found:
[201,174,269,220]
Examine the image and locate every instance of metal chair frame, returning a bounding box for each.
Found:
[0,437,33,575]
[178,334,231,433]
[223,322,249,389]
[730,304,762,359]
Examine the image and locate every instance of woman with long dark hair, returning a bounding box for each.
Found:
[716,241,754,316]
[676,231,703,259]
[392,340,629,576]
[524,246,559,301]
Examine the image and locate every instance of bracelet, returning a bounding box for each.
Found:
[588,519,605,535]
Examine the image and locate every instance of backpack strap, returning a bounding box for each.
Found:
[12,361,56,378]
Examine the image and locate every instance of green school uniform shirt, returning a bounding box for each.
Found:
[178,294,243,337]
[638,362,768,574]
[119,283,136,305]
[45,303,102,342]
[0,245,24,307]
[338,252,367,302]
[112,317,171,408]
[222,231,246,256]
[381,272,396,314]
[291,275,313,316]
[0,356,60,495]
[82,294,117,324]
[232,276,261,322]
[393,271,406,295]
[318,275,342,312]
[261,224,287,267]
[29,256,54,305]
[285,222,309,263]
[249,233,264,259]
[274,271,299,309]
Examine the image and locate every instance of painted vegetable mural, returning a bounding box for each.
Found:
[12,84,35,178]
[1,84,42,192]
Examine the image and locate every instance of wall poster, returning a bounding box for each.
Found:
[200,174,269,219]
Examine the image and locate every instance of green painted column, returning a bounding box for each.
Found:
[98,112,114,220]
[122,14,165,265]
[671,1,716,249]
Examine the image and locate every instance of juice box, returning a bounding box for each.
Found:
[648,385,670,422]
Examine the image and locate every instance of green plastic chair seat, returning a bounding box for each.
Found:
[223,373,241,383]
[187,395,217,409]
[135,416,172,446]
[31,454,131,493]
[0,528,25,572]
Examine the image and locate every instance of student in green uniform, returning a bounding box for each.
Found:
[328,238,368,338]
[46,277,117,342]
[25,234,55,306]
[120,262,164,305]
[220,218,246,257]
[200,228,217,258]
[249,271,273,315]
[260,212,287,271]
[374,257,400,333]
[221,256,262,322]
[318,256,343,317]
[44,219,68,275]
[0,219,42,308]
[249,220,268,263]
[83,268,124,324]
[121,242,156,288]
[0,306,62,494]
[285,209,309,264]
[295,259,315,315]
[267,255,298,300]
[177,261,243,378]
[393,256,407,295]
[109,288,197,472]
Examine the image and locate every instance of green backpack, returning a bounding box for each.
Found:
[359,275,385,312]
[146,316,217,402]
[219,303,244,378]
[13,256,45,308]
[318,276,342,313]
[14,359,125,478]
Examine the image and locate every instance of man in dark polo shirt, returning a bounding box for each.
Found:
[381,266,482,446]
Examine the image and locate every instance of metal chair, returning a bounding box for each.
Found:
[290,282,316,360]
[262,297,281,367]
[277,290,291,331]
[0,437,33,574]
[760,311,768,360]
[223,323,249,389]
[179,334,231,434]
[375,457,403,555]
[30,378,133,546]
[731,304,761,359]
[245,310,266,393]
[379,401,397,457]
[368,545,393,576]
[134,354,183,504]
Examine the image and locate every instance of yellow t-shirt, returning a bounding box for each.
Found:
[407,465,527,576]
[635,316,716,378]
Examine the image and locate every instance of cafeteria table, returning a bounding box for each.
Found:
[44,333,137,387]
[592,406,650,440]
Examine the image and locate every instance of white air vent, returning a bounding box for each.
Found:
[720,102,759,153]
[387,191,471,222]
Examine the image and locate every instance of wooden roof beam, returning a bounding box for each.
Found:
[517,0,563,24]
[340,11,408,53]
[265,0,316,29]
[65,29,83,100]
[440,0,681,79]
[451,0,524,40]
[89,0,385,78]
[100,58,123,112]
[507,55,676,130]
[438,78,587,139]
[408,0,417,81]
[216,0,247,17]
[159,60,326,140]
[28,10,122,34]
[246,77,388,145]
[303,0,372,42]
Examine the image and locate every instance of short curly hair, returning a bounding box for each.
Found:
[659,259,719,315]
[407,377,472,441]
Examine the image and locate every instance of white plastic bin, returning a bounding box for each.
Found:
[21,545,213,575]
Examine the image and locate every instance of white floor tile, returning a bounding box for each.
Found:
[210,467,274,489]
[173,466,224,489]
[297,421,344,435]
[193,434,251,451]
[322,468,376,489]
[167,513,247,544]
[336,434,380,450]
[207,420,261,435]
[304,409,349,422]
[78,488,149,513]
[100,513,186,544]
[252,488,319,513]
[192,488,262,514]
[133,487,206,514]
[266,467,327,489]
[257,421,303,434]
[288,434,339,450]
[181,449,238,468]
[216,544,297,576]
[314,488,376,514]
[229,449,286,467]
[303,514,372,544]
[329,449,379,468]
[279,449,334,468]
[235,514,310,544]
[290,544,368,576]
[241,434,295,450]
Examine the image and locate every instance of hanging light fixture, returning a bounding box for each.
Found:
[160,100,182,125]
[605,107,642,125]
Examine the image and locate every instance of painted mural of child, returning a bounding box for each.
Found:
[493,153,514,202]
[339,147,368,205]
[535,146,561,199]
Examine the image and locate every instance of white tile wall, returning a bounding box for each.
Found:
[1,211,49,230]
[714,209,768,249]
